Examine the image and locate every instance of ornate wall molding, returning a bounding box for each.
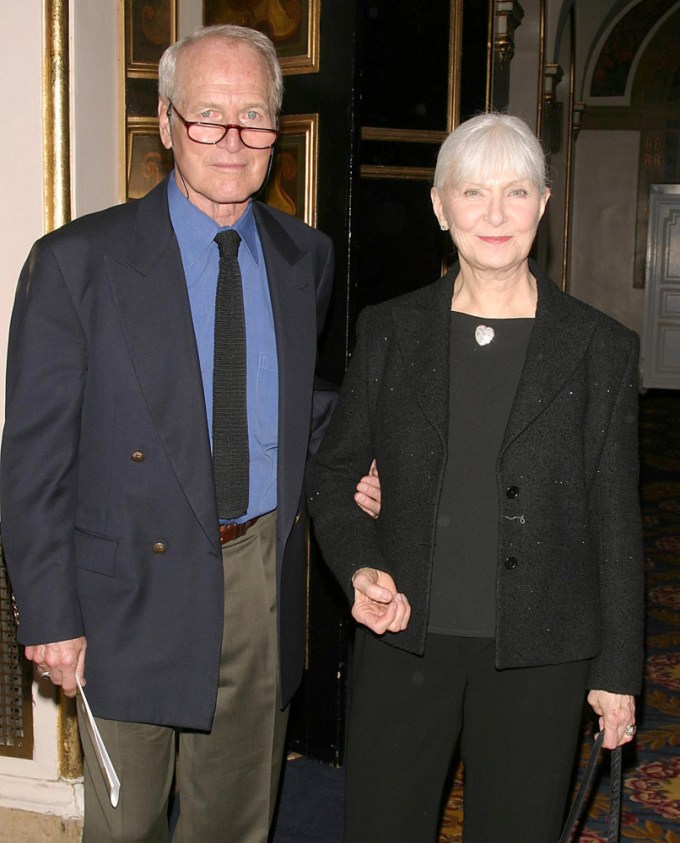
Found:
[494,0,524,65]
[43,0,71,232]
[43,0,82,780]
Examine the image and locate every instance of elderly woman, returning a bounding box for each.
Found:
[307,113,644,843]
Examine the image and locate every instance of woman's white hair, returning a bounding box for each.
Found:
[158,25,284,123]
[434,113,548,194]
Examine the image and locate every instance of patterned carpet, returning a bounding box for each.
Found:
[438,389,680,842]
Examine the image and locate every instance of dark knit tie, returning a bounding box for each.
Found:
[213,230,249,519]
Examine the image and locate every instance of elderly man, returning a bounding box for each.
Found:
[1,25,377,843]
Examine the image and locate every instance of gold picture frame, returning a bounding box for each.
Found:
[126,0,177,76]
[265,113,318,226]
[126,121,174,200]
[204,0,320,75]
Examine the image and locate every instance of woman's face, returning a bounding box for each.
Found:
[431,176,549,276]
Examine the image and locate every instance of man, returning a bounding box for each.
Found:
[1,25,378,843]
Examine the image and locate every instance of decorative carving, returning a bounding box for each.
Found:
[572,101,586,138]
[494,0,524,65]
[541,64,564,154]
[543,63,564,107]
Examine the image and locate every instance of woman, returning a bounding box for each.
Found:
[307,113,644,843]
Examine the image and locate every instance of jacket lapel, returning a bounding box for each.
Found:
[391,271,455,448]
[500,264,596,453]
[253,203,317,544]
[104,179,220,550]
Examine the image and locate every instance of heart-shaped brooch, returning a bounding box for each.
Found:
[474,325,495,347]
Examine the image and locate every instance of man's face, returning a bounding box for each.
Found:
[159,39,275,227]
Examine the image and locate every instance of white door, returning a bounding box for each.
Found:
[642,184,680,389]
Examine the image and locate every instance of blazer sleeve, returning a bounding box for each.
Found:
[586,332,645,694]
[306,306,392,600]
[1,238,87,645]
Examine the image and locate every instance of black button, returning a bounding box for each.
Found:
[506,485,519,499]
[504,556,518,570]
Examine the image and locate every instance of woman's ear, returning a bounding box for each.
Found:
[431,187,448,231]
[538,187,551,220]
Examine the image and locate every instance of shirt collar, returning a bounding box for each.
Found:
[167,172,260,266]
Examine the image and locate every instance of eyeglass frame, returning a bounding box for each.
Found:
[166,103,280,149]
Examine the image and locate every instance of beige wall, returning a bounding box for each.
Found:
[0,0,118,826]
[0,3,45,414]
[570,129,645,334]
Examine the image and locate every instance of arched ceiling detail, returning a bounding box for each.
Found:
[583,0,680,104]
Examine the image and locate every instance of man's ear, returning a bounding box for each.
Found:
[158,98,172,150]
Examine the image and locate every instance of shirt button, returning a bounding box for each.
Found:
[504,556,518,570]
[506,485,520,499]
[152,542,167,554]
[131,451,145,462]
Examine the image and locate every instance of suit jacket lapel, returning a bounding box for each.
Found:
[501,264,596,453]
[391,270,455,448]
[105,179,220,550]
[253,203,317,543]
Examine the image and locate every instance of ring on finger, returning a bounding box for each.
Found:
[40,670,50,679]
[624,723,636,737]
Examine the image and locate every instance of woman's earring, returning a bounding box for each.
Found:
[440,224,448,231]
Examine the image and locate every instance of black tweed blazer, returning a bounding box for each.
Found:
[307,263,644,694]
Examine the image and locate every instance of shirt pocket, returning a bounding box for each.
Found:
[255,351,278,449]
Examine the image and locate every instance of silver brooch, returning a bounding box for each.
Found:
[474,325,495,346]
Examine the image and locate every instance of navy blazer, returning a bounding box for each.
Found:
[308,264,645,695]
[1,178,334,729]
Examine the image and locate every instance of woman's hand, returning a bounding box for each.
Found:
[587,689,636,749]
[350,568,411,635]
[354,460,380,519]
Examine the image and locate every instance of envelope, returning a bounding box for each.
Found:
[76,675,120,808]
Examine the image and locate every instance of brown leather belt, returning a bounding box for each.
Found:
[219,517,260,545]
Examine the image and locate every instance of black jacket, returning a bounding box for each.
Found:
[307,264,644,694]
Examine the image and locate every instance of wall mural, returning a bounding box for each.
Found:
[127,0,175,71]
[204,0,320,73]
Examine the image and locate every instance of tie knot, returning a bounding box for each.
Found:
[214,229,241,258]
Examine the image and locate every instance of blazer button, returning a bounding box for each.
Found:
[152,542,167,554]
[505,485,520,499]
[131,451,145,462]
[504,556,518,570]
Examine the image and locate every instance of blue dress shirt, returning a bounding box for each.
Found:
[167,174,278,523]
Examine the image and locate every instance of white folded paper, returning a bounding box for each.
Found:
[76,675,120,808]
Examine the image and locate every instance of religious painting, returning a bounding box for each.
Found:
[204,0,320,74]
[127,0,177,73]
[127,123,174,200]
[264,114,318,226]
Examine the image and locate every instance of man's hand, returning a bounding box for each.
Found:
[26,637,87,698]
[587,689,636,749]
[351,568,410,635]
[355,459,381,519]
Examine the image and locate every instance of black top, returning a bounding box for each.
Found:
[428,311,533,636]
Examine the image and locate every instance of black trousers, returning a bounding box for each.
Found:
[344,632,589,843]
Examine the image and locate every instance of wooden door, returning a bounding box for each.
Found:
[286,0,492,763]
[642,185,680,389]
